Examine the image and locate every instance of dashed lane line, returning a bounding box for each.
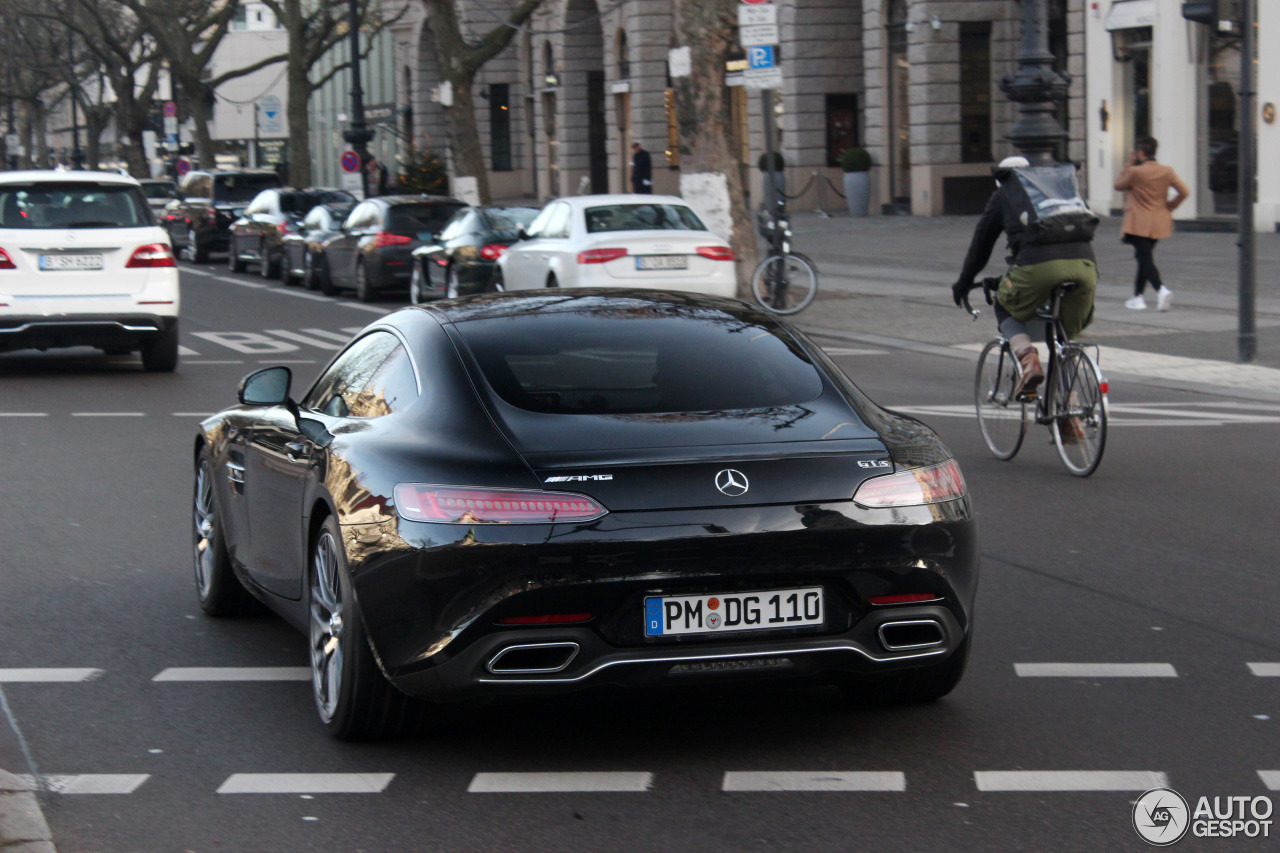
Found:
[71,412,144,418]
[1260,771,1280,790]
[974,771,1168,792]
[722,771,905,792]
[1248,663,1280,677]
[1014,663,1179,678]
[217,773,395,794]
[153,667,309,682]
[0,669,102,682]
[468,772,654,793]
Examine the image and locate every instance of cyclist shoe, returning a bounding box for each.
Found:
[1060,416,1086,444]
[1014,347,1044,399]
[1125,295,1148,310]
[1156,286,1173,312]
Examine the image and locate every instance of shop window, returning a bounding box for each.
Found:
[959,22,992,163]
[490,84,512,171]
[825,94,860,167]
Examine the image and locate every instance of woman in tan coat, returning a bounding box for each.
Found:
[1114,136,1189,311]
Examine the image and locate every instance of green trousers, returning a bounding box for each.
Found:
[996,258,1098,340]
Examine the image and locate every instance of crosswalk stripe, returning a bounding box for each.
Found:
[468,772,653,793]
[1247,663,1280,677]
[1259,771,1280,790]
[1015,663,1178,678]
[217,773,395,794]
[153,667,309,681]
[265,329,343,350]
[722,771,905,792]
[0,668,102,682]
[301,328,355,343]
[975,771,1167,792]
[43,774,149,794]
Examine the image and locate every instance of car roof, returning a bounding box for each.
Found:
[0,170,142,186]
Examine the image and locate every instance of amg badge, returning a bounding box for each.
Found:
[544,474,614,483]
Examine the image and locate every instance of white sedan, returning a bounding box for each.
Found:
[494,194,736,297]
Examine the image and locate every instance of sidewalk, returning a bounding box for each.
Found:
[783,211,1280,401]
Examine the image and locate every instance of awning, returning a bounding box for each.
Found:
[1105,0,1156,31]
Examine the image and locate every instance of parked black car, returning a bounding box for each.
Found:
[321,194,465,302]
[409,205,540,303]
[280,201,356,290]
[228,187,354,279]
[162,170,282,263]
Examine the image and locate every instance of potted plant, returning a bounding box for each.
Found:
[757,150,785,205]
[840,146,872,216]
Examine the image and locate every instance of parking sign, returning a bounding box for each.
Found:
[748,46,776,69]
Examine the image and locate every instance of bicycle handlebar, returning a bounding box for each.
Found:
[960,277,999,321]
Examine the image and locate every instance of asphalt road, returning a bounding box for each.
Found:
[1,262,1277,852]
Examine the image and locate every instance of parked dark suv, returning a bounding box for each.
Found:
[161,170,282,263]
[228,187,354,278]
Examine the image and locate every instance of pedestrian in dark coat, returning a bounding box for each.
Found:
[631,143,652,194]
[366,155,389,197]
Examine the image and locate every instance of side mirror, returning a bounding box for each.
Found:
[238,366,292,406]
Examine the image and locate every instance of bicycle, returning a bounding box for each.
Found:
[963,277,1110,477]
[751,195,818,315]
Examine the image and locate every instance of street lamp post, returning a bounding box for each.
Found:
[342,0,373,198]
[999,0,1069,165]
[68,28,85,169]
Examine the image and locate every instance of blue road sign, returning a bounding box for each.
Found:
[748,45,776,70]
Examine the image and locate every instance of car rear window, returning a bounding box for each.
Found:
[138,181,174,200]
[388,202,465,236]
[584,203,707,234]
[283,190,352,215]
[214,173,282,203]
[0,183,152,229]
[456,310,823,415]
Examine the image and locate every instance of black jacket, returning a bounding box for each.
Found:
[958,187,1095,286]
[631,148,652,192]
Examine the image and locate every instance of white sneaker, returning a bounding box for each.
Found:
[1156,287,1173,312]
[1125,296,1147,310]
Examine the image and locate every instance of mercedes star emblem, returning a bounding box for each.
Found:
[715,469,749,497]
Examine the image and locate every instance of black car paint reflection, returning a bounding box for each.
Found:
[193,290,978,738]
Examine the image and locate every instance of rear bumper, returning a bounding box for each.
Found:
[0,314,177,353]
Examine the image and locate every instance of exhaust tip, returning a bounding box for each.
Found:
[487,642,579,675]
[878,619,945,651]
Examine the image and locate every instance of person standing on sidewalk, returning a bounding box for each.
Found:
[1114,136,1188,312]
[631,143,652,194]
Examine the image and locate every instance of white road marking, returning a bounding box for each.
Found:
[217,773,395,794]
[339,302,391,315]
[1014,663,1178,678]
[891,402,1280,427]
[178,345,200,356]
[0,668,102,682]
[71,412,144,418]
[304,328,357,342]
[722,771,905,792]
[468,772,653,793]
[43,774,149,794]
[265,329,343,349]
[822,347,889,357]
[271,289,332,303]
[153,667,310,682]
[173,412,214,417]
[974,771,1168,792]
[214,276,267,289]
[179,267,215,277]
[190,331,300,354]
[181,360,244,364]
[0,413,47,417]
[1247,663,1280,677]
[1259,771,1280,790]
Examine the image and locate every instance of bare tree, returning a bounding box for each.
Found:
[420,0,544,205]
[0,1,64,167]
[670,0,756,297]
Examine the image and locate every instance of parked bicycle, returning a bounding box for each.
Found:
[751,196,818,315]
[963,277,1110,477]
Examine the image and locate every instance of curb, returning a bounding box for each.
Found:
[0,770,55,852]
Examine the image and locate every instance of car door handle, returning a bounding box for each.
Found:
[285,441,308,461]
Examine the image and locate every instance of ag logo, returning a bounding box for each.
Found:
[715,469,749,497]
[1133,787,1190,846]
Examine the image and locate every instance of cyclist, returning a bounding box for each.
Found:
[951,155,1098,401]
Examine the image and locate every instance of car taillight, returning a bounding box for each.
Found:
[480,243,508,261]
[126,244,178,268]
[696,246,735,261]
[374,231,412,247]
[204,208,218,223]
[852,459,967,508]
[577,247,628,264]
[0,248,14,270]
[277,221,294,235]
[393,484,608,524]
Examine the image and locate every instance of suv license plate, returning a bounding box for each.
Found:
[40,253,104,271]
[636,255,687,270]
[645,587,824,637]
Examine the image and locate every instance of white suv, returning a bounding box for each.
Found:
[0,170,180,371]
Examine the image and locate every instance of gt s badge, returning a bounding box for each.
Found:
[858,460,891,468]
[545,474,614,483]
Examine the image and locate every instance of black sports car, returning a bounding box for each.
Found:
[192,290,977,739]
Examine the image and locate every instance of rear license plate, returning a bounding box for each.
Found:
[40,253,104,271]
[644,587,824,637]
[635,255,687,271]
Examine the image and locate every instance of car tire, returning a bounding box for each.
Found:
[261,241,280,279]
[546,274,558,288]
[282,251,300,286]
[187,227,209,264]
[227,236,245,273]
[317,256,338,296]
[409,262,424,305]
[840,633,971,707]
[490,268,505,293]
[446,264,462,299]
[140,321,179,373]
[302,252,318,291]
[354,260,376,303]
[309,515,420,740]
[192,449,254,616]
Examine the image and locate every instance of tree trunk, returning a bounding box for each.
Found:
[286,60,312,187]
[671,0,757,298]
[442,76,489,204]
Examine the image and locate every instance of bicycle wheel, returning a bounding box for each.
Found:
[974,339,1026,460]
[1050,347,1108,477]
[751,253,818,315]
